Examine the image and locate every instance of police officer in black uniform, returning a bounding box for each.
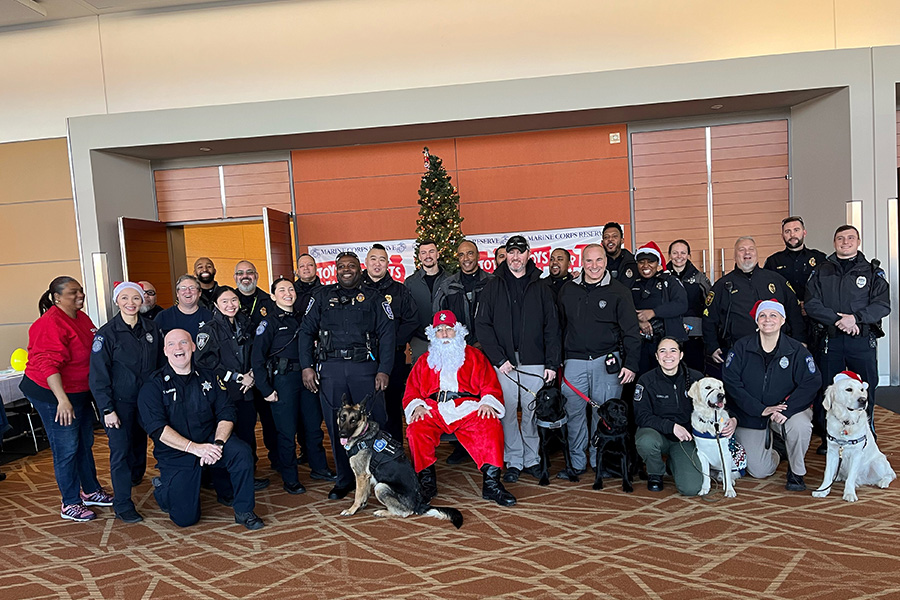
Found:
[805,224,891,434]
[195,286,270,491]
[90,281,164,523]
[763,217,828,305]
[703,236,805,376]
[300,251,395,500]
[362,244,418,444]
[232,261,280,474]
[294,253,322,307]
[542,248,574,299]
[602,222,638,284]
[252,277,332,495]
[138,328,263,530]
[666,239,712,372]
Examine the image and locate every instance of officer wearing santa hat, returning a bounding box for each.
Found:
[722,298,821,491]
[404,310,516,507]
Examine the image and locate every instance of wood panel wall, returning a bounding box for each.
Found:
[264,208,295,286]
[291,125,630,252]
[155,167,221,222]
[120,218,174,308]
[224,162,291,218]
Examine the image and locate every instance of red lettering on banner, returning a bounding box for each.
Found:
[571,243,590,268]
[388,254,407,282]
[317,262,337,285]
[531,246,552,270]
[478,251,497,274]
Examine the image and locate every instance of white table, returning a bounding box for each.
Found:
[0,370,25,405]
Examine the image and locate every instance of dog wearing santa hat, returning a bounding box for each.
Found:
[404,310,516,507]
[813,371,896,502]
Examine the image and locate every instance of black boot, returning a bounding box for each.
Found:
[481,465,516,507]
[446,442,469,465]
[417,465,437,503]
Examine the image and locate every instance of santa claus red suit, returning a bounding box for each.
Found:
[403,310,515,506]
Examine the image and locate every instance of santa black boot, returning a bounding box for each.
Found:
[481,464,516,507]
[417,465,437,503]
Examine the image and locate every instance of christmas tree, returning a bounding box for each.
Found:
[415,147,465,273]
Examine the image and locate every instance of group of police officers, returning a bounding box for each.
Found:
[94,214,889,529]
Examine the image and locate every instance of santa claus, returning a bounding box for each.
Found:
[404,310,516,507]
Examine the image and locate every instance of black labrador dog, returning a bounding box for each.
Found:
[530,383,574,486]
[590,398,635,493]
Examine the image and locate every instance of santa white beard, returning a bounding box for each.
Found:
[426,323,468,391]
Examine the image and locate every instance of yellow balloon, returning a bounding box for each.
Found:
[10,348,27,372]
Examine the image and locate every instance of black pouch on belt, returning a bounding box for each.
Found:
[605,353,621,374]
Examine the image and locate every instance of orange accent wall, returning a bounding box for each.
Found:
[291,125,629,251]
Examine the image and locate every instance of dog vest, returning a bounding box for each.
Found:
[346,431,405,469]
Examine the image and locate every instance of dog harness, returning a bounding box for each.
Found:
[345,430,405,469]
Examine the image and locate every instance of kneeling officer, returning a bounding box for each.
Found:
[138,328,264,530]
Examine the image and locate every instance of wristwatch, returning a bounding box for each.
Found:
[214,439,225,448]
[102,408,114,416]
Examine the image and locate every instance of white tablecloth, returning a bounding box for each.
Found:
[0,371,25,405]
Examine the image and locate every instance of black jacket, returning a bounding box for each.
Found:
[475,260,561,369]
[630,271,689,341]
[607,248,638,285]
[764,246,828,301]
[432,268,493,344]
[702,266,805,354]
[89,313,164,414]
[237,287,276,327]
[138,363,233,468]
[298,282,396,374]
[634,366,703,440]
[541,273,574,300]
[666,260,712,319]
[556,271,641,371]
[722,332,821,430]
[294,277,323,315]
[195,310,253,403]
[404,267,447,340]
[251,306,302,398]
[363,272,419,348]
[804,252,891,338]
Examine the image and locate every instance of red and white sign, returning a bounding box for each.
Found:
[307,225,609,284]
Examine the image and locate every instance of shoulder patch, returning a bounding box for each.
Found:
[91,335,104,354]
[633,384,643,402]
[876,269,887,280]
[705,291,715,306]
[724,351,735,369]
[304,297,315,315]
[196,333,209,350]
[373,438,388,452]
[806,355,816,374]
[256,320,268,336]
[382,301,394,320]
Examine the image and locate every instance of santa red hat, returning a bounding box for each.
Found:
[635,241,666,271]
[432,310,457,328]
[833,371,863,384]
[750,298,785,320]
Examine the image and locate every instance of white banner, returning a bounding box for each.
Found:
[307,225,609,284]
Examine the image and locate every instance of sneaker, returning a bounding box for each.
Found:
[61,503,96,522]
[80,488,114,507]
[235,511,265,530]
[502,467,521,483]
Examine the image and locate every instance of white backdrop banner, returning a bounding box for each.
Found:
[307,225,608,284]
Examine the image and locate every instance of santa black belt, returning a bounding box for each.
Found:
[429,391,479,403]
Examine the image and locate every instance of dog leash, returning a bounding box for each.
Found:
[560,371,602,409]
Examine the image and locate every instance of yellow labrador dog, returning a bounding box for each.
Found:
[812,373,896,502]
[689,377,737,498]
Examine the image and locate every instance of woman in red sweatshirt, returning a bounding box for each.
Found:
[19,276,113,522]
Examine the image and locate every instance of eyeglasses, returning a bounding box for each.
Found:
[143,290,157,296]
[336,251,358,260]
[176,286,199,292]
[234,270,257,276]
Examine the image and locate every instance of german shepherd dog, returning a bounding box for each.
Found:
[336,395,463,528]
[590,398,635,493]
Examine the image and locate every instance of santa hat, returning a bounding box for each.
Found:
[635,241,666,271]
[432,310,458,328]
[750,298,785,320]
[112,281,145,304]
[833,371,863,384]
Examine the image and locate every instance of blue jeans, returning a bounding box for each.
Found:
[29,392,102,506]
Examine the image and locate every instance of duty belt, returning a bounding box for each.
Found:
[324,347,372,362]
[429,391,480,403]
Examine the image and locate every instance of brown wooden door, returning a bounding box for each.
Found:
[263,207,294,289]
[118,217,174,308]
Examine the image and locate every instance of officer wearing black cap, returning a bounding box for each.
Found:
[362,243,419,444]
[299,251,396,500]
[805,224,890,434]
[703,236,805,376]
[763,217,828,304]
[601,222,638,284]
[138,328,263,530]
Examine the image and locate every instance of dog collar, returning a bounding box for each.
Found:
[343,423,369,450]
[826,432,867,447]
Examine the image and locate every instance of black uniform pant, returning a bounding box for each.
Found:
[319,360,386,489]
[298,385,330,473]
[232,398,258,458]
[383,348,410,445]
[818,333,879,430]
[251,387,281,471]
[268,370,305,486]
[154,437,255,527]
[105,401,147,513]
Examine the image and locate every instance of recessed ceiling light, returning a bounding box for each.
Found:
[710,104,724,110]
[199,147,212,152]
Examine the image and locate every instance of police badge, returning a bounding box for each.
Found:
[625,269,633,279]
[598,300,607,309]
[779,356,789,369]
[856,276,867,288]
[809,257,816,267]
[385,294,392,304]
[768,283,776,294]
[260,307,267,317]
[356,293,365,302]
[196,333,209,350]
[145,332,154,344]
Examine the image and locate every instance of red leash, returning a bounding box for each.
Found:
[561,372,600,408]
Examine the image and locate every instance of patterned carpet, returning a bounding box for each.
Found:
[2,409,900,600]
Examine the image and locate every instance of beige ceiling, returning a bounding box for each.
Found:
[0,0,275,29]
